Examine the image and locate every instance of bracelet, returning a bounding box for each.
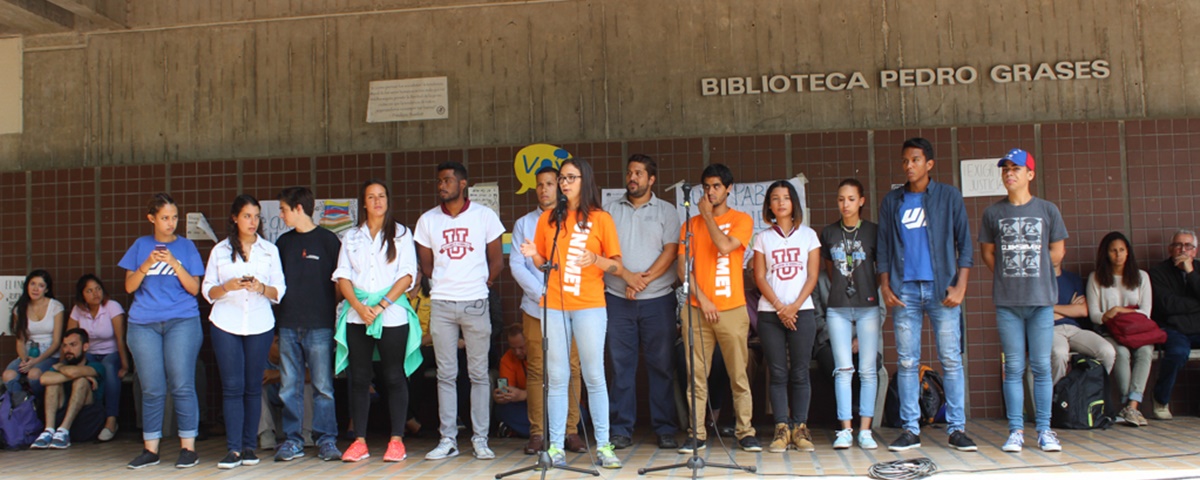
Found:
[260,284,267,295]
[380,297,392,308]
[218,284,227,293]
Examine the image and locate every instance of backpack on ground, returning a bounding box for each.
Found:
[1051,355,1112,429]
[0,387,43,450]
[883,364,947,428]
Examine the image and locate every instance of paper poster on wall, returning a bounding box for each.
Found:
[0,276,25,336]
[514,144,571,194]
[960,158,1007,198]
[366,77,449,123]
[673,175,808,235]
[186,213,219,242]
[469,183,500,217]
[260,199,358,243]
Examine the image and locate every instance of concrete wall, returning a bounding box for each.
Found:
[1,0,1198,170]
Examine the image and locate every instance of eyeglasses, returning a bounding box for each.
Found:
[558,175,581,185]
[1169,243,1197,251]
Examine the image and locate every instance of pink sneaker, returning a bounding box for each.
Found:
[384,439,407,462]
[342,440,370,462]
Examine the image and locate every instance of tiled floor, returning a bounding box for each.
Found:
[6,418,1200,479]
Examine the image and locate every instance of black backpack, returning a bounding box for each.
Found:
[1051,356,1112,429]
[883,365,946,428]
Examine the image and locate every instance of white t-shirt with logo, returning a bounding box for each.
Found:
[414,200,506,301]
[753,224,821,312]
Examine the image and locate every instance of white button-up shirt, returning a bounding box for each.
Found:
[202,236,285,336]
[332,222,418,327]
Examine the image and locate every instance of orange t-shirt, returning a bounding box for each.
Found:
[535,209,621,311]
[499,350,527,390]
[679,209,752,310]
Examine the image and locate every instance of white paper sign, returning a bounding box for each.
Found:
[673,175,808,235]
[186,213,219,242]
[366,77,449,123]
[260,199,358,243]
[960,158,1007,198]
[469,183,500,217]
[0,276,25,336]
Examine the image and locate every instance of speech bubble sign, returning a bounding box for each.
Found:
[514,144,571,194]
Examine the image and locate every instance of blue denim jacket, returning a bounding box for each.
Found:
[877,180,973,301]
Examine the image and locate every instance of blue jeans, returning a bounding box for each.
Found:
[495,401,531,438]
[546,307,609,449]
[996,306,1054,432]
[211,327,274,452]
[827,306,882,421]
[605,293,678,437]
[893,281,966,435]
[1153,328,1200,405]
[91,353,123,419]
[278,327,337,448]
[128,316,203,441]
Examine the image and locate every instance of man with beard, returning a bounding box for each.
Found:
[603,154,681,449]
[31,328,107,448]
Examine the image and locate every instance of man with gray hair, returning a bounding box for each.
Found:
[1148,229,1200,420]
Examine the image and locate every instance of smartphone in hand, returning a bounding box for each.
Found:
[498,378,509,393]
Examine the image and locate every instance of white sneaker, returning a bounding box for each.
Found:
[424,437,459,460]
[472,436,495,460]
[1002,431,1023,453]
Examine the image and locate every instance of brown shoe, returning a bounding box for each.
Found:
[565,434,587,453]
[524,435,543,455]
[791,424,815,452]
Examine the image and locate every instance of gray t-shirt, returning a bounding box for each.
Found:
[820,220,879,308]
[603,193,681,299]
[979,197,1068,307]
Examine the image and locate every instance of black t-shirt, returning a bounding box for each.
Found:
[275,227,342,329]
[819,220,879,309]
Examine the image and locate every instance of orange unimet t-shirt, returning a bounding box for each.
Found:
[679,208,752,311]
[535,208,621,311]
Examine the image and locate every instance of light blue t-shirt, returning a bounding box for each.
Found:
[118,235,206,324]
[899,192,934,282]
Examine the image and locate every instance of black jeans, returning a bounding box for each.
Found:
[347,323,411,437]
[758,310,815,425]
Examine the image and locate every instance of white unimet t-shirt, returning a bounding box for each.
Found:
[753,224,821,312]
[333,223,418,327]
[414,200,506,301]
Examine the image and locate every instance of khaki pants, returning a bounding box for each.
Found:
[523,312,583,436]
[682,306,755,440]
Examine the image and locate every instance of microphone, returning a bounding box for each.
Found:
[555,192,568,224]
[681,183,695,207]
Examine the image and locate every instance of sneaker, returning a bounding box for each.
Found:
[565,433,587,453]
[1038,430,1062,452]
[768,424,790,453]
[98,426,117,442]
[611,434,633,449]
[275,441,304,462]
[31,429,53,449]
[547,446,567,468]
[217,450,242,469]
[49,429,70,449]
[657,434,678,450]
[858,430,878,450]
[596,443,622,469]
[739,435,763,452]
[832,428,853,450]
[1121,405,1149,426]
[948,431,978,452]
[342,440,370,462]
[176,449,199,468]
[384,439,407,462]
[790,424,815,452]
[318,442,343,461]
[1152,401,1173,421]
[1002,431,1024,453]
[472,435,495,460]
[127,449,161,469]
[677,437,706,454]
[888,431,921,452]
[241,449,260,466]
[425,437,459,460]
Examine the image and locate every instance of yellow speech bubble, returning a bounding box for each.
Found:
[514,144,571,194]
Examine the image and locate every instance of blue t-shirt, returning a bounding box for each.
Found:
[1055,270,1087,328]
[51,359,105,404]
[899,192,934,282]
[118,235,206,324]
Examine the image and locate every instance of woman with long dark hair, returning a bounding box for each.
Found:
[333,179,421,463]
[1086,231,1154,427]
[752,180,821,453]
[3,270,64,392]
[202,194,285,469]
[120,193,206,469]
[68,274,129,441]
[519,158,626,468]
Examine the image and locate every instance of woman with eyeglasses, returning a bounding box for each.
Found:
[819,178,881,450]
[752,180,822,453]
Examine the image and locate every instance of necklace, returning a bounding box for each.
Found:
[840,219,861,233]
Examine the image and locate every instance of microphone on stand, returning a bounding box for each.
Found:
[555,192,568,224]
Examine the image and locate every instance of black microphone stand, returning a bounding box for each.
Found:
[497,205,598,479]
[639,184,755,478]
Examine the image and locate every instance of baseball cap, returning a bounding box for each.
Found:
[998,148,1035,171]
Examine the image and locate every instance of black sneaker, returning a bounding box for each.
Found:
[241,449,260,466]
[176,448,200,468]
[657,434,678,449]
[738,435,763,452]
[217,450,241,469]
[611,434,633,449]
[127,449,160,469]
[888,431,921,452]
[677,438,706,454]
[948,431,978,452]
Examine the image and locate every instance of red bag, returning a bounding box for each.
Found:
[1107,308,1167,350]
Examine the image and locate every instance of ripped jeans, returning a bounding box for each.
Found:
[892,281,966,435]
